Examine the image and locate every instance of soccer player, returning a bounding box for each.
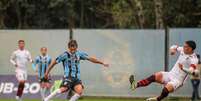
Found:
[10,40,33,101]
[33,47,52,100]
[44,40,109,101]
[129,40,199,101]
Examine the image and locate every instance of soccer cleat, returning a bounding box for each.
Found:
[43,98,48,101]
[146,97,157,101]
[129,75,137,90]
[43,98,52,101]
[15,96,22,101]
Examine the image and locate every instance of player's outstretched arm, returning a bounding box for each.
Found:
[87,57,109,67]
[45,59,57,78]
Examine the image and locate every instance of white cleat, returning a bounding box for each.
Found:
[146,97,157,101]
[43,98,47,101]
[43,98,52,101]
[16,96,22,101]
[129,75,137,90]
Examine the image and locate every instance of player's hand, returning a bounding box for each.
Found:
[178,63,183,70]
[170,51,176,55]
[14,64,18,67]
[170,49,176,55]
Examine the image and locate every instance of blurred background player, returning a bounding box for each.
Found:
[10,40,33,101]
[44,40,109,101]
[190,54,201,101]
[33,47,52,100]
[129,40,199,101]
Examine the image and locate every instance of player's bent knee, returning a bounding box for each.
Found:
[154,72,163,83]
[74,84,83,95]
[165,83,174,93]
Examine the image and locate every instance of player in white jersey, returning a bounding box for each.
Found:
[10,40,33,101]
[129,40,199,101]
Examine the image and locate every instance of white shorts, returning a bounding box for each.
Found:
[161,72,183,90]
[16,71,27,81]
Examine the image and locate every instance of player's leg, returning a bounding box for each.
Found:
[16,72,27,101]
[16,80,25,101]
[69,84,83,101]
[156,83,174,101]
[40,82,45,100]
[44,86,68,101]
[44,82,52,98]
[191,79,200,100]
[197,80,201,100]
[147,78,179,101]
[146,83,174,101]
[130,71,164,90]
[191,80,196,101]
[44,77,70,101]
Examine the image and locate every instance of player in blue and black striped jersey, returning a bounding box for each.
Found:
[44,40,109,101]
[33,47,52,100]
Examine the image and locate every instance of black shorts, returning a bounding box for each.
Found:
[60,77,83,90]
[39,77,51,83]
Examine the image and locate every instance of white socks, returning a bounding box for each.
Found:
[44,89,81,101]
[44,88,49,98]
[44,89,61,101]
[40,88,45,100]
[41,88,49,100]
[69,93,81,101]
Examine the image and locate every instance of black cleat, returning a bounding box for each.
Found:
[129,75,137,90]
